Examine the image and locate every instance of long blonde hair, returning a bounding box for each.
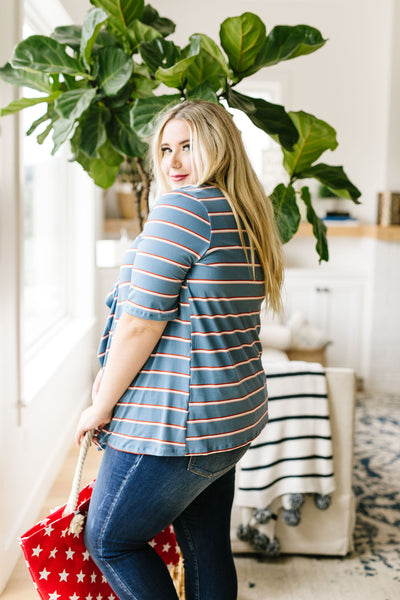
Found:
[151,100,283,313]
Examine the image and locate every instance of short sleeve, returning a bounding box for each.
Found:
[123,190,211,321]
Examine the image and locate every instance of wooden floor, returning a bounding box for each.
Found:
[2,445,399,600]
[1,443,102,600]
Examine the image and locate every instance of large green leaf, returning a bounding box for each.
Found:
[77,103,110,157]
[55,88,97,120]
[0,62,52,93]
[127,20,162,52]
[187,83,219,103]
[90,0,144,34]
[52,117,75,154]
[247,25,326,75]
[139,38,181,73]
[11,35,88,78]
[183,34,231,91]
[140,5,175,37]
[107,105,148,156]
[52,25,82,49]
[220,13,266,77]
[1,92,61,116]
[129,62,158,97]
[156,36,201,89]
[89,157,121,187]
[98,137,124,166]
[283,111,338,177]
[270,183,301,243]
[225,87,298,151]
[300,186,328,262]
[71,135,122,188]
[298,163,362,203]
[97,47,133,95]
[80,8,109,70]
[130,94,181,137]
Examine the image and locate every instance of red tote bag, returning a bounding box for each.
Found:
[19,431,181,600]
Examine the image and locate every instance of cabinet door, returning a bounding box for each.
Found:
[283,272,365,374]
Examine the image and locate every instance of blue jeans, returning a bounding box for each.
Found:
[84,444,249,600]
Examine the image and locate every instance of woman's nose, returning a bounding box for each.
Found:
[170,151,181,168]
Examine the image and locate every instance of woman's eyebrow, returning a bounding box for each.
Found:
[161,139,191,146]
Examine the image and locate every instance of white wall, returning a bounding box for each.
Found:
[61,0,399,223]
[146,0,395,225]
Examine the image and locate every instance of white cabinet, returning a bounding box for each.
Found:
[283,269,367,377]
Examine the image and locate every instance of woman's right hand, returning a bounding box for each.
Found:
[74,404,112,447]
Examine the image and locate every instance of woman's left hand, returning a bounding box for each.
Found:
[75,405,112,447]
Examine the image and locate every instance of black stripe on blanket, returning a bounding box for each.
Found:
[238,472,335,492]
[240,454,334,471]
[267,371,327,378]
[249,434,332,449]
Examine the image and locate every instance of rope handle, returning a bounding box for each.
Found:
[63,430,94,518]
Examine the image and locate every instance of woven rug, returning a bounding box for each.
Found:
[352,392,400,581]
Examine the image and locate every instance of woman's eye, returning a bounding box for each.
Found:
[182,143,191,152]
[161,147,171,154]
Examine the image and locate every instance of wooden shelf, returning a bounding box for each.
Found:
[103,218,400,242]
[104,218,140,237]
[296,222,400,241]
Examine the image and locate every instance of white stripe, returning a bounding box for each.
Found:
[187,411,267,441]
[187,400,266,424]
[190,370,264,389]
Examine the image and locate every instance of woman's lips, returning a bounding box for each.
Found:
[170,174,187,181]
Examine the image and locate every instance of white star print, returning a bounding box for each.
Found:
[82,550,90,561]
[49,549,58,558]
[108,595,116,600]
[44,524,54,536]
[61,528,69,538]
[96,594,103,600]
[163,543,171,553]
[76,570,85,582]
[65,548,75,559]
[85,595,93,600]
[48,593,61,600]
[39,568,50,580]
[101,575,107,583]
[32,545,42,557]
[148,540,156,548]
[90,572,97,583]
[69,594,80,600]
[59,569,69,582]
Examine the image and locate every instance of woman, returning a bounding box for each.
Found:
[75,100,283,600]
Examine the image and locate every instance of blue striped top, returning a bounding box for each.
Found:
[96,184,269,456]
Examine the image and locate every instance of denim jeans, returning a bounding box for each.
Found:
[84,444,249,600]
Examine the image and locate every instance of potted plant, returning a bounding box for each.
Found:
[0,0,361,261]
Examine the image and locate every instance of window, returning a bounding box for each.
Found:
[225,81,288,195]
[22,5,70,354]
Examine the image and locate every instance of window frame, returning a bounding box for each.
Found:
[19,0,97,404]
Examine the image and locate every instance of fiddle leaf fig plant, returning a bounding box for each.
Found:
[0,0,361,261]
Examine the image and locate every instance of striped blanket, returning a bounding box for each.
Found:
[236,360,336,510]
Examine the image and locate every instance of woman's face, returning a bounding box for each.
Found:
[160,118,198,190]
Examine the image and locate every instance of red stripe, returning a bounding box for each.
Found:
[186,410,268,441]
[187,399,266,424]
